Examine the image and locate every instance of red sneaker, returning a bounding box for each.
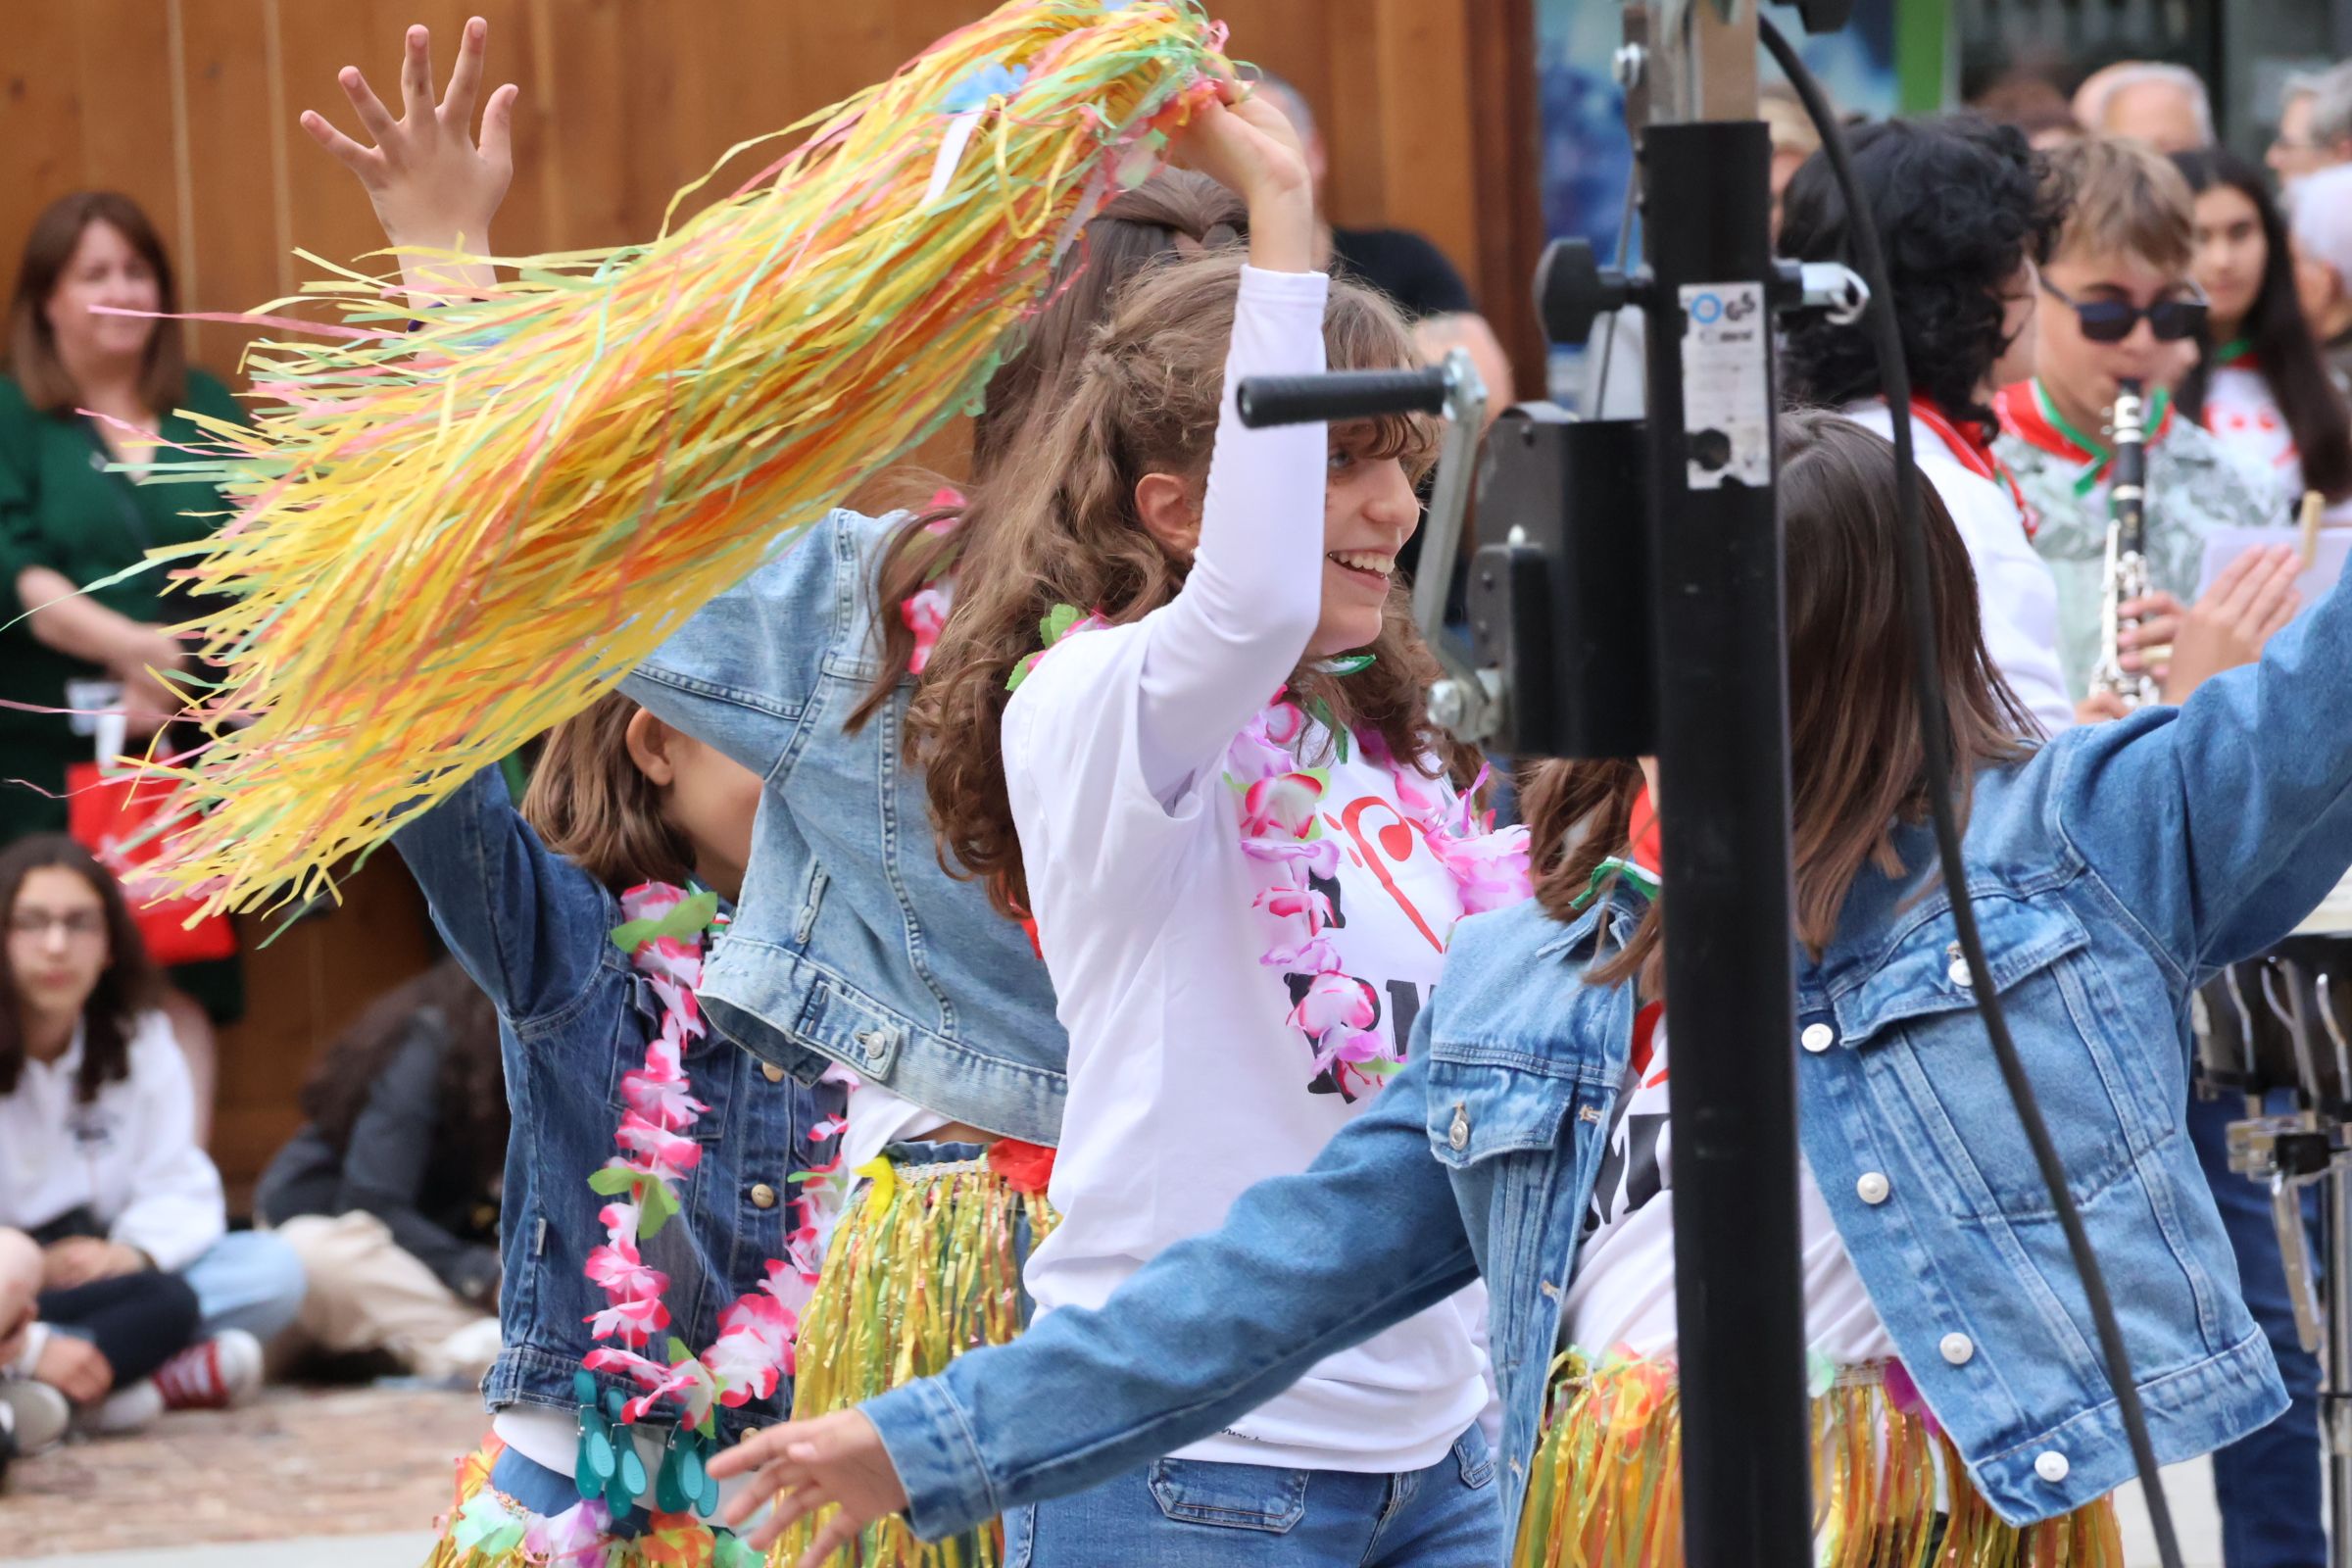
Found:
[153,1330,263,1411]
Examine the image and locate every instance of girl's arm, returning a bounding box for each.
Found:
[619,514,851,780]
[390,765,608,1024]
[1129,95,1326,804]
[2053,543,2352,970]
[713,1037,1478,1553]
[300,18,515,314]
[107,1018,228,1274]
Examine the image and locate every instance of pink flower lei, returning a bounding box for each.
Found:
[576,884,818,1447]
[1229,692,1533,1096]
[1000,602,1535,1099]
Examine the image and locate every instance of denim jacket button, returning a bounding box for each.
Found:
[750,1183,778,1209]
[1939,1332,1975,1365]
[1800,1022,1835,1054]
[1449,1104,1471,1151]
[761,1062,786,1084]
[2034,1449,2069,1484]
[1856,1171,1891,1205]
[1947,957,1975,988]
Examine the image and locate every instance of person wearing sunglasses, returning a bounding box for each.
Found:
[1995,135,2288,707]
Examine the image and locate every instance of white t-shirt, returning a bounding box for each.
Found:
[0,1011,226,1272]
[1004,264,1487,1473]
[2203,364,2304,512]
[1840,402,2075,737]
[1565,1012,1896,1365]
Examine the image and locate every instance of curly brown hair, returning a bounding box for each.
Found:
[909,251,1474,917]
[850,171,1248,732]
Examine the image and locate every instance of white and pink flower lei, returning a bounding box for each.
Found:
[1229,694,1532,1096]
[576,884,823,1433]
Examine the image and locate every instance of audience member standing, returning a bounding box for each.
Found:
[2270,64,2352,191]
[2073,61,2214,152]
[0,836,304,1419]
[256,958,506,1384]
[2290,164,2352,385]
[0,192,253,1129]
[2175,147,2352,516]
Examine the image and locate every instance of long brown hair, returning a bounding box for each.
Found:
[299,956,507,1196]
[0,835,167,1104]
[6,191,185,415]
[1524,411,2036,991]
[912,251,1469,917]
[849,172,1247,732]
[519,692,697,894]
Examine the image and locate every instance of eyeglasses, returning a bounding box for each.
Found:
[9,909,107,941]
[2039,275,2210,344]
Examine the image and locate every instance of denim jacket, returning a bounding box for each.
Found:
[393,767,825,1444]
[862,564,2352,1544]
[620,509,1066,1144]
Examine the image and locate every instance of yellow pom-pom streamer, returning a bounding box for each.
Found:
[131,0,1228,915]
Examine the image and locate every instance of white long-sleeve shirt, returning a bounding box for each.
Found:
[1841,401,2075,736]
[1007,265,1489,1473]
[0,1011,226,1271]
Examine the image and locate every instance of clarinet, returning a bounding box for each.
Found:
[2088,377,2159,709]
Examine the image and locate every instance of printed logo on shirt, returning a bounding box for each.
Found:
[1584,1003,1669,1238]
[1269,789,1460,1103]
[66,1102,122,1152]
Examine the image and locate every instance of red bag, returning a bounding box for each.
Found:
[66,749,236,968]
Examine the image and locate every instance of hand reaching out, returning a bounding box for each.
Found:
[302,17,517,303]
[710,1409,909,1562]
[2160,543,2302,704]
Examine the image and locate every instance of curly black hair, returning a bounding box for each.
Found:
[1779,115,2065,438]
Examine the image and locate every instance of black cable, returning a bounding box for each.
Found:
[1755,20,2185,1568]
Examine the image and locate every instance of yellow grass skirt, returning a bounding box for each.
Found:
[772,1144,1059,1568]
[1513,1356,2123,1568]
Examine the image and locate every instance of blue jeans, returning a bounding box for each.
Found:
[2189,1092,2327,1568]
[1004,1426,1502,1568]
[179,1231,307,1343]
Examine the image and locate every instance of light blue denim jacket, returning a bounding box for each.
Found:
[392,767,824,1444]
[619,509,1066,1144]
[862,562,2352,1543]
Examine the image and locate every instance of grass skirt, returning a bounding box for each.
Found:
[771,1144,1058,1568]
[1513,1355,2123,1568]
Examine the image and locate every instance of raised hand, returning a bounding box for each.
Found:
[1171,81,1314,273]
[301,16,517,299]
[710,1409,909,1562]
[2161,543,2304,703]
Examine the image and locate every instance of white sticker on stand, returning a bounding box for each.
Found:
[1677,281,1771,490]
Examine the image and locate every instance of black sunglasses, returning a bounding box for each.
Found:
[2039,276,2210,344]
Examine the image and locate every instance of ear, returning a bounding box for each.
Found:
[622,708,678,788]
[1134,471,1202,558]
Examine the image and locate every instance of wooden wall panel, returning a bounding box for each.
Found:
[0,0,1545,1198]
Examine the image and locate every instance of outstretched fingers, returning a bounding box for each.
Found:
[441,16,487,124]
[337,63,400,148]
[399,24,435,122]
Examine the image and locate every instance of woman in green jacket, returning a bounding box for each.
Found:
[0,190,251,1119]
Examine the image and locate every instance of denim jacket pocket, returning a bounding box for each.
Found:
[1146,1457,1309,1534]
[1423,1056,1584,1172]
[1827,896,2161,1218]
